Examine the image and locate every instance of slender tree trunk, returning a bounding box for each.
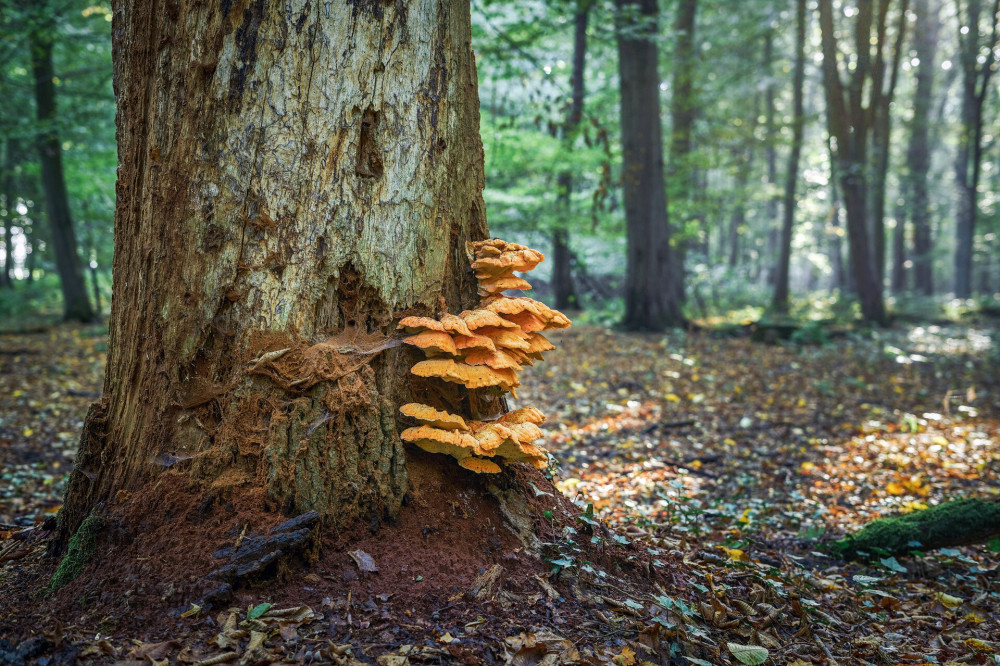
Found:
[954,0,999,298]
[763,30,779,287]
[617,0,683,331]
[553,1,589,311]
[891,200,908,292]
[908,0,940,295]
[667,0,696,302]
[772,0,807,314]
[29,24,95,322]
[870,2,909,289]
[58,0,490,547]
[1,138,16,288]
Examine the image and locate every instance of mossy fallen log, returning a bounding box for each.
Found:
[834,499,1000,560]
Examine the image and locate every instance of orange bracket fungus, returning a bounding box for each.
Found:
[397,239,571,473]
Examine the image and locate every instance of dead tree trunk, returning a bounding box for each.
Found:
[58,0,489,547]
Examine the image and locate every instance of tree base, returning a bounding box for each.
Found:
[834,498,1000,559]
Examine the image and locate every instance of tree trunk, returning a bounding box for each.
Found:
[890,199,907,292]
[763,29,779,288]
[908,0,939,295]
[1,138,16,288]
[29,23,95,322]
[818,0,900,325]
[953,0,999,298]
[667,0,696,301]
[58,0,489,547]
[617,0,683,331]
[771,0,806,314]
[552,1,589,312]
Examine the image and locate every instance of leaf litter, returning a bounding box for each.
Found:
[0,321,998,664]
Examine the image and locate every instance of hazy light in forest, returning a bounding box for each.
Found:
[941,59,953,70]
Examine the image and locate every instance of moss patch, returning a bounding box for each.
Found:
[48,514,105,593]
[834,499,1000,560]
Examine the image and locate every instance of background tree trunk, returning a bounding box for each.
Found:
[617,0,684,331]
[667,0,696,299]
[1,138,17,288]
[29,24,95,322]
[905,0,940,295]
[59,0,489,546]
[818,0,903,325]
[552,0,589,312]
[771,0,806,314]
[953,0,999,298]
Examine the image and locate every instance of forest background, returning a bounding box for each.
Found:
[1,0,998,326]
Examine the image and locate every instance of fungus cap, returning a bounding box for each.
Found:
[400,425,478,459]
[462,348,523,371]
[460,309,520,330]
[399,403,469,431]
[459,457,502,474]
[478,276,533,296]
[411,359,519,390]
[499,406,546,425]
[403,331,459,357]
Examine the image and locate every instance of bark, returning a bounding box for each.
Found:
[552,1,589,311]
[29,23,95,322]
[58,0,489,547]
[617,0,684,331]
[771,0,806,314]
[953,0,999,298]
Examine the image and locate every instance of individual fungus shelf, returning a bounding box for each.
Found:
[397,239,571,473]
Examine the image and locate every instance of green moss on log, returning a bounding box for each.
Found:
[834,499,1000,560]
[48,514,105,593]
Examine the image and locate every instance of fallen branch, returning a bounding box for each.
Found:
[834,498,1000,559]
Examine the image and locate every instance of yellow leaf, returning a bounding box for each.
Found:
[885,482,906,495]
[22,427,34,437]
[665,393,681,402]
[721,547,749,563]
[738,508,752,525]
[965,611,985,623]
[936,592,963,609]
[965,638,994,652]
[12,390,23,398]
[723,438,737,447]
[800,461,816,472]
[613,646,636,666]
[797,397,807,407]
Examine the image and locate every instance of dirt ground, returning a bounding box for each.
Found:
[1,321,998,664]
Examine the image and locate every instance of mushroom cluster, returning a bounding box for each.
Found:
[397,239,571,473]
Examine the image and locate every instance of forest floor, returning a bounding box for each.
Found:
[1,320,999,665]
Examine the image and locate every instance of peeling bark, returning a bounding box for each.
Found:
[59,0,489,546]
